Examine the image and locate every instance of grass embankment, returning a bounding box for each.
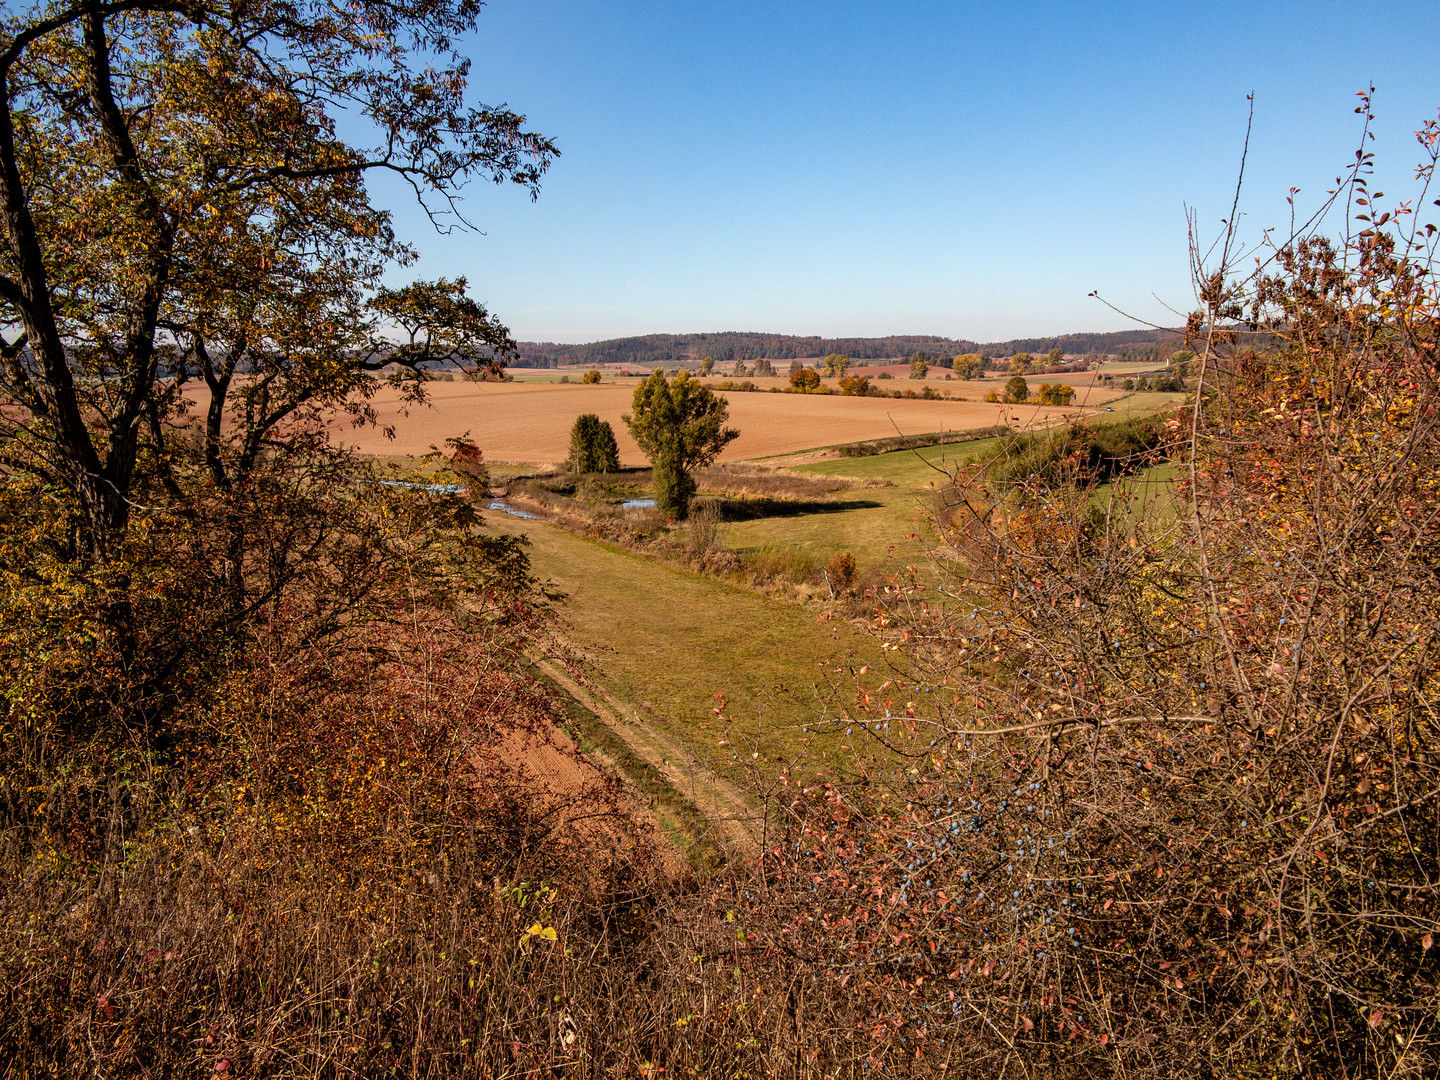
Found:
[747,399,1186,574]
[496,513,887,785]
[1094,459,1184,526]
[530,668,729,870]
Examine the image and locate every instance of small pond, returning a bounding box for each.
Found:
[621,498,656,509]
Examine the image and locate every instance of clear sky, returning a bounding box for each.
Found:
[365,0,1440,344]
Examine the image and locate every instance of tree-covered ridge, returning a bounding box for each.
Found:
[987,327,1180,359]
[514,328,1176,367]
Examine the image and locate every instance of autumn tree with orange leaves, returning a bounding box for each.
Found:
[0,0,554,561]
[0,0,557,739]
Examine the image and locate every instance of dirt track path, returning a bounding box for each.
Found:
[533,654,762,859]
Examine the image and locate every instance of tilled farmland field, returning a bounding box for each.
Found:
[330,378,1121,464]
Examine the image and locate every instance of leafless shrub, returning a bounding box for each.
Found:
[684,498,724,552]
[686,97,1440,1078]
[825,550,858,595]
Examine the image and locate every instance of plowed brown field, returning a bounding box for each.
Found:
[332,378,1122,464]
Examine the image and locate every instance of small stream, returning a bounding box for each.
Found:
[486,500,538,519]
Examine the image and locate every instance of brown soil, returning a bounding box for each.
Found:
[488,700,690,875]
[330,378,1122,465]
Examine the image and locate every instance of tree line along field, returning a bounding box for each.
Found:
[511,362,1133,387]
[327,375,1125,462]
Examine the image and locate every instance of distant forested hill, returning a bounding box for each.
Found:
[984,329,1180,358]
[513,329,1179,367]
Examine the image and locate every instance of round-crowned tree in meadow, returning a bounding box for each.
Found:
[1003,374,1031,402]
[952,352,985,379]
[1035,382,1075,405]
[623,371,737,519]
[789,367,821,392]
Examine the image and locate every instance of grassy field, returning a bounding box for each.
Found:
[1099,390,1187,417]
[720,436,1003,579]
[1093,360,1176,375]
[494,511,889,782]
[798,435,1009,484]
[1094,459,1185,527]
[368,390,1192,814]
[726,396,1186,582]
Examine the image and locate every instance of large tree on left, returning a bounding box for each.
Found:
[0,0,555,562]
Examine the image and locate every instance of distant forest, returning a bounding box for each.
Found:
[513,329,1181,368]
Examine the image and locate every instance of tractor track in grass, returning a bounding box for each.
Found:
[531,651,762,861]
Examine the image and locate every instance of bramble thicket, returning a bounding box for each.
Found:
[711,97,1440,1077]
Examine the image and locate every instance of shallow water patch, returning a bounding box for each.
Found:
[487,500,538,519]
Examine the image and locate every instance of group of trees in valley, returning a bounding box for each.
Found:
[997,376,1076,405]
[566,413,620,472]
[789,366,822,392]
[523,336,1184,380]
[951,352,987,378]
[729,357,777,377]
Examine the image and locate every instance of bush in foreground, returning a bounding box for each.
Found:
[716,100,1440,1078]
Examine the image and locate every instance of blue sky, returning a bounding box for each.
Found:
[366,1,1440,343]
